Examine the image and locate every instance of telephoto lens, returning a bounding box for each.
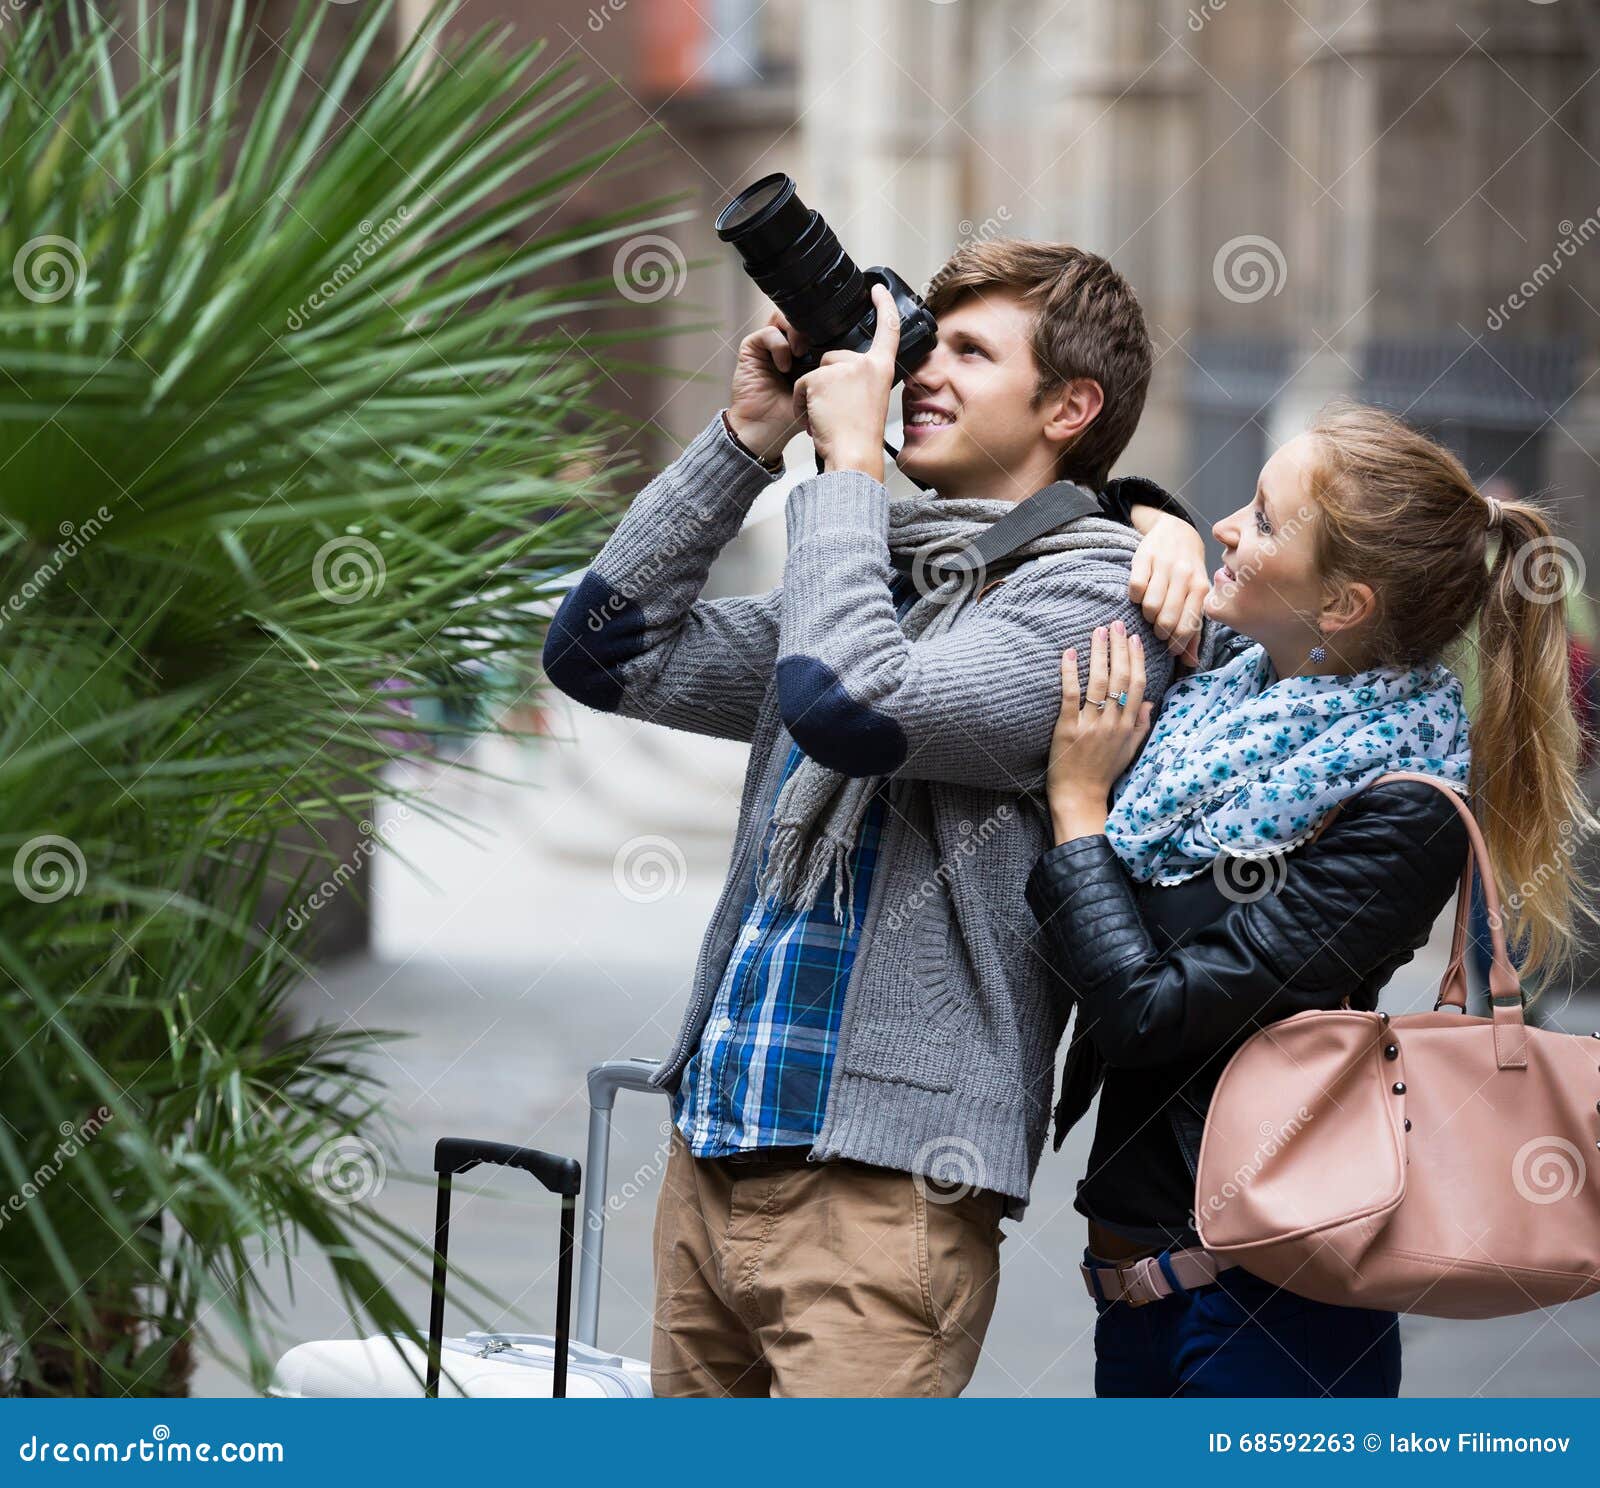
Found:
[715,173,937,385]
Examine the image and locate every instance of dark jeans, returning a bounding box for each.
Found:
[1087,1250,1402,1397]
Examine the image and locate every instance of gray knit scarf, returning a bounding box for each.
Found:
[756,491,1140,929]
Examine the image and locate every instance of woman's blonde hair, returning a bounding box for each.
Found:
[1306,401,1596,983]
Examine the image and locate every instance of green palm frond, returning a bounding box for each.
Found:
[0,0,673,1394]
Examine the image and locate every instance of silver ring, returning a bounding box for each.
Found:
[1114,691,1129,707]
[1089,698,1107,711]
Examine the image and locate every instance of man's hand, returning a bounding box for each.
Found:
[792,283,899,482]
[1127,508,1208,665]
[727,309,810,463]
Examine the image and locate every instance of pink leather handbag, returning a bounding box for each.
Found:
[1194,770,1600,1319]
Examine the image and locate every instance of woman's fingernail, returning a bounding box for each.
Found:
[1131,634,1142,649]
[1113,620,1125,635]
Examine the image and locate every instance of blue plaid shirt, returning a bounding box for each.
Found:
[673,577,914,1156]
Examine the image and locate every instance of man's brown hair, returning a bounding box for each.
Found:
[924,240,1152,489]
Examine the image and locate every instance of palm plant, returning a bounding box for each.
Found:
[0,0,676,1393]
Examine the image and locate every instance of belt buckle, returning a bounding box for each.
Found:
[1115,1256,1160,1307]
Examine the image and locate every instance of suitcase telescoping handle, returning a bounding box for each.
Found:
[427,1137,582,1399]
[577,1058,663,1349]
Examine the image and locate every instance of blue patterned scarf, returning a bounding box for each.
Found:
[1104,638,1472,884]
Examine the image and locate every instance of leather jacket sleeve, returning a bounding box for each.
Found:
[1024,779,1471,1069]
[1099,474,1199,531]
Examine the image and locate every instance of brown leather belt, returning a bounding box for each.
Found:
[710,1145,816,1177]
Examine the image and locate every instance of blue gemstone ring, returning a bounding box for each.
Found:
[1114,691,1129,707]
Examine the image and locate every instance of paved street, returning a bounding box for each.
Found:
[197,738,1600,1398]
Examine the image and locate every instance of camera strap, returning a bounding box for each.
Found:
[889,479,1104,585]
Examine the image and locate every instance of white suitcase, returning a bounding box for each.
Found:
[270,1058,663,1399]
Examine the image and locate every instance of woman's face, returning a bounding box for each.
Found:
[1204,433,1328,653]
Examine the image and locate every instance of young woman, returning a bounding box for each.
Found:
[1026,403,1594,1398]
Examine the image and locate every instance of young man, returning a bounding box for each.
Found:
[543,240,1208,1396]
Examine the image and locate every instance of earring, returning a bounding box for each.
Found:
[1309,640,1328,664]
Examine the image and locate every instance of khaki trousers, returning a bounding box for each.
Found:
[650,1129,1005,1397]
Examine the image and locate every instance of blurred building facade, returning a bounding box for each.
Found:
[401,0,1600,554]
[376,1,1600,920]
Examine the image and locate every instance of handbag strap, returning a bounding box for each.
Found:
[1319,770,1527,1065]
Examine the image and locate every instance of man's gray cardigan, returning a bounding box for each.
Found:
[542,414,1175,1212]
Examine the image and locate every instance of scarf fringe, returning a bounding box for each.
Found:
[756,822,859,933]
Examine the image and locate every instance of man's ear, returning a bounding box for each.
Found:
[1319,577,1376,637]
[1041,377,1104,453]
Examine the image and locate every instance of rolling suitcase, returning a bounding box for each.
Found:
[269,1057,664,1398]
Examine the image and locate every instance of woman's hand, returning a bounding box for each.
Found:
[1127,510,1208,665]
[1046,621,1153,844]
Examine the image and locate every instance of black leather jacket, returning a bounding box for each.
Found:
[1025,776,1470,1246]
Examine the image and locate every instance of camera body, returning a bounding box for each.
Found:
[715,174,938,386]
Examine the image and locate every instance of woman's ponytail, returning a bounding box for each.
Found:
[1308,402,1597,985]
[1469,504,1597,980]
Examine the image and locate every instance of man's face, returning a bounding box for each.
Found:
[895,289,1053,495]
